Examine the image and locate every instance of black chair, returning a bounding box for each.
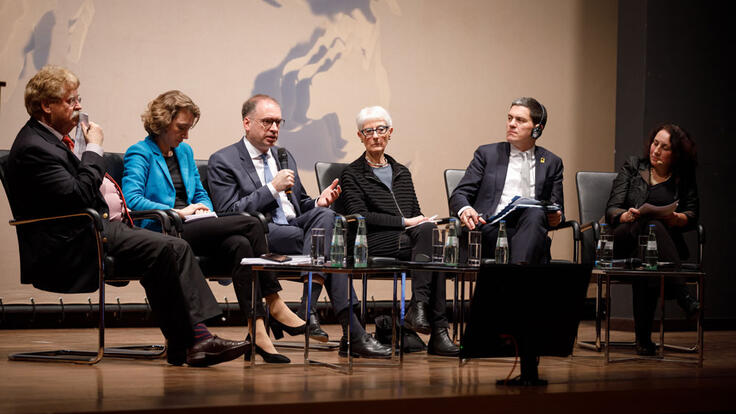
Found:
[0,150,167,364]
[443,168,580,263]
[575,171,704,352]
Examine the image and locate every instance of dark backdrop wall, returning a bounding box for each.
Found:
[615,0,734,324]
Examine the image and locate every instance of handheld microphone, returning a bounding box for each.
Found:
[277,147,292,194]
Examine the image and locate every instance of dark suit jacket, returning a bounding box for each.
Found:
[449,142,565,223]
[6,118,108,293]
[207,140,316,217]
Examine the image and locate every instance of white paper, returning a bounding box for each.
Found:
[240,255,312,265]
[184,211,218,222]
[406,214,438,229]
[637,201,678,218]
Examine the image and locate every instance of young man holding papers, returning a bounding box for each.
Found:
[450,97,564,264]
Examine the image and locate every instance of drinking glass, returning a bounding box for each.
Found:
[432,228,445,263]
[468,231,482,266]
[310,228,325,265]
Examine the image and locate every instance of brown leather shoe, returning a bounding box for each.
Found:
[186,336,249,367]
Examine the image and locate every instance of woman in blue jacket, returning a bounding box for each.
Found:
[123,90,305,363]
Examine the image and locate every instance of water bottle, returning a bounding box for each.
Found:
[644,224,658,270]
[596,223,613,268]
[330,216,346,268]
[443,218,459,266]
[353,216,368,268]
[495,220,509,264]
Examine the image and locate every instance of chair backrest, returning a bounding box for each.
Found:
[575,171,617,225]
[315,161,348,214]
[444,169,465,216]
[195,159,209,195]
[104,153,125,184]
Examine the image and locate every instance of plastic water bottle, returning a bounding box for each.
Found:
[443,218,459,266]
[596,223,613,268]
[353,216,368,268]
[495,220,509,264]
[330,216,346,268]
[645,224,658,270]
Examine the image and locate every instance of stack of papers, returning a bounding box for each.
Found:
[240,255,312,265]
[184,211,218,222]
[487,196,560,225]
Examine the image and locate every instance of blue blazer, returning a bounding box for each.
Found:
[122,136,213,230]
[449,142,565,223]
[207,140,315,217]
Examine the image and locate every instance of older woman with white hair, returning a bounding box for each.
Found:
[339,106,459,357]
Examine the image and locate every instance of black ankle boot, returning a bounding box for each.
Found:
[677,293,700,318]
[298,282,329,342]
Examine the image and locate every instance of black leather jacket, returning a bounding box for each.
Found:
[606,156,699,228]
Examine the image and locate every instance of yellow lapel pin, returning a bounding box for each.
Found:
[540,157,545,164]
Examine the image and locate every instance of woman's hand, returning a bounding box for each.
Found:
[175,203,210,218]
[620,207,640,223]
[663,212,688,227]
[404,215,428,227]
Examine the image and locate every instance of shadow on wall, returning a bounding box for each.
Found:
[253,0,379,167]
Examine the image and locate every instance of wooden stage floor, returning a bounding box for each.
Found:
[1,322,735,414]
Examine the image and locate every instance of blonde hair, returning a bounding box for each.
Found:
[24,65,80,117]
[141,90,200,136]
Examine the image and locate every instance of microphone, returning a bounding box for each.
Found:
[277,147,292,194]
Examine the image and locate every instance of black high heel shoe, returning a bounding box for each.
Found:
[268,318,306,340]
[244,335,290,364]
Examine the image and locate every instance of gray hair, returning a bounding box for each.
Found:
[355,106,392,130]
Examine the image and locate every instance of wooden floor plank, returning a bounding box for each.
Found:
[1,322,735,414]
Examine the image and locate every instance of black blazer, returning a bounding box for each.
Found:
[449,142,565,222]
[6,118,108,293]
[207,140,315,217]
[340,153,422,256]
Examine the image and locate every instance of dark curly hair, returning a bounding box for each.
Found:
[644,123,697,178]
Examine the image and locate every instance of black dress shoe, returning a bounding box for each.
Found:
[306,311,329,343]
[677,294,700,318]
[185,336,249,367]
[404,301,431,334]
[427,327,460,357]
[244,336,290,364]
[635,339,656,356]
[268,318,306,340]
[166,347,186,366]
[339,334,392,359]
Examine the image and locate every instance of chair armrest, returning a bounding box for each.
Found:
[552,219,581,242]
[129,209,173,234]
[162,209,184,236]
[10,207,104,231]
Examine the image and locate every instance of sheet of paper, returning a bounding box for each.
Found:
[240,255,312,265]
[184,211,218,222]
[638,201,678,218]
[406,214,438,229]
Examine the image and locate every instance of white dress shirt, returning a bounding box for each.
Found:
[493,144,536,216]
[242,137,297,220]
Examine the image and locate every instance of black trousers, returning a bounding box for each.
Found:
[480,207,550,264]
[613,218,688,342]
[397,222,448,328]
[266,206,358,314]
[104,221,221,352]
[181,214,280,318]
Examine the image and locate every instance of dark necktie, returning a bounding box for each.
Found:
[62,135,75,152]
[260,153,289,224]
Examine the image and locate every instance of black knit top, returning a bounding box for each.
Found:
[340,153,423,256]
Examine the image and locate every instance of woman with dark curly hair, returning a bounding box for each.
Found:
[606,123,700,355]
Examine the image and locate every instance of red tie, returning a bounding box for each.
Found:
[62,135,75,151]
[105,173,134,226]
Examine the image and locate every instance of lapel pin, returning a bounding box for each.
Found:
[540,157,545,164]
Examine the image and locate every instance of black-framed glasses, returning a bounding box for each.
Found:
[360,125,389,137]
[255,118,286,129]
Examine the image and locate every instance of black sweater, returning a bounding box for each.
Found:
[340,153,422,257]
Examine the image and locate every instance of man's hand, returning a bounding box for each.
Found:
[175,203,210,218]
[317,178,341,207]
[404,215,427,227]
[546,210,562,227]
[271,169,295,192]
[82,121,104,145]
[459,207,486,230]
[620,207,640,223]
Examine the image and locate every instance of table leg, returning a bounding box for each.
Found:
[659,273,665,358]
[304,272,312,368]
[605,273,611,365]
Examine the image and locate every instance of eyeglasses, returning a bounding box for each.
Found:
[61,95,82,106]
[360,125,389,137]
[255,118,286,129]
